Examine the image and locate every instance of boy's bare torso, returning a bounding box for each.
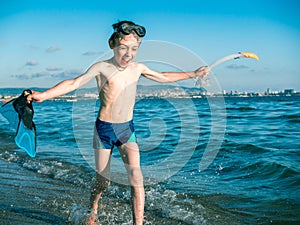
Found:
[95,60,142,123]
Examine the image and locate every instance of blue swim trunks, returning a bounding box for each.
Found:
[93,119,137,150]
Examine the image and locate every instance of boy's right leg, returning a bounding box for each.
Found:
[86,148,112,225]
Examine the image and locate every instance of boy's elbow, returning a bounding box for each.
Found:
[161,73,175,83]
[161,79,171,83]
[68,78,80,90]
[155,78,170,83]
[161,77,174,83]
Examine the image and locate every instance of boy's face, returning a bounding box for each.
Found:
[113,33,141,68]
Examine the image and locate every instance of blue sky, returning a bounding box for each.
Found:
[0,0,299,91]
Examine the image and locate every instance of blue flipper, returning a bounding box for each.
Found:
[0,90,36,157]
[15,120,36,157]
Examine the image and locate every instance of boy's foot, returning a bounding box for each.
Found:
[85,212,100,225]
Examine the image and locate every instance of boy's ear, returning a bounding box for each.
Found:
[109,39,115,49]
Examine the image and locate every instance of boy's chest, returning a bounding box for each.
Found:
[104,71,140,90]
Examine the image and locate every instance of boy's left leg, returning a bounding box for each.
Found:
[119,142,145,225]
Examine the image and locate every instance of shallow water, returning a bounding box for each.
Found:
[0,96,299,224]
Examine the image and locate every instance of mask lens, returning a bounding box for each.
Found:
[134,26,146,37]
[120,23,131,34]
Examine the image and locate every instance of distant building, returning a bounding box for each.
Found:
[284,89,295,95]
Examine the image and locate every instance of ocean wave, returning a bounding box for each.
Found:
[274,113,300,123]
[0,150,240,225]
[0,151,92,188]
[226,106,258,111]
[248,160,300,181]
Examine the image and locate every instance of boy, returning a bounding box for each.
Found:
[28,20,209,225]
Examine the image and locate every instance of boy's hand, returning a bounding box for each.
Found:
[194,66,210,79]
[27,91,44,103]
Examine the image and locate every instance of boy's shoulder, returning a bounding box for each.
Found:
[131,61,146,68]
[94,60,109,66]
[90,60,112,70]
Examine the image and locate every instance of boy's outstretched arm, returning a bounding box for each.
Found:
[28,63,102,102]
[28,79,80,102]
[141,63,210,83]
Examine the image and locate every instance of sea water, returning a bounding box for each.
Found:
[0,96,299,224]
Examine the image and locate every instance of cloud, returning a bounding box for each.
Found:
[31,71,51,78]
[82,50,104,56]
[11,71,51,80]
[46,66,63,71]
[51,69,83,79]
[11,69,83,81]
[25,60,38,66]
[46,46,62,53]
[226,64,249,70]
[11,74,31,80]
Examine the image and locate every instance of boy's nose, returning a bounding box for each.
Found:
[125,49,132,56]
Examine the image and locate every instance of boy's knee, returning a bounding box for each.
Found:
[94,174,110,192]
[100,179,110,191]
[129,168,143,186]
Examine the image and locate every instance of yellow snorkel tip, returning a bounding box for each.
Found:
[240,52,259,61]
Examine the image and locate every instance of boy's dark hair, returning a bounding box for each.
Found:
[108,20,143,49]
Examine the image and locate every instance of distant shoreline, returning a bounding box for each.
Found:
[0,86,299,101]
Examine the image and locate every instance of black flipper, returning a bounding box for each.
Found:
[0,90,36,157]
